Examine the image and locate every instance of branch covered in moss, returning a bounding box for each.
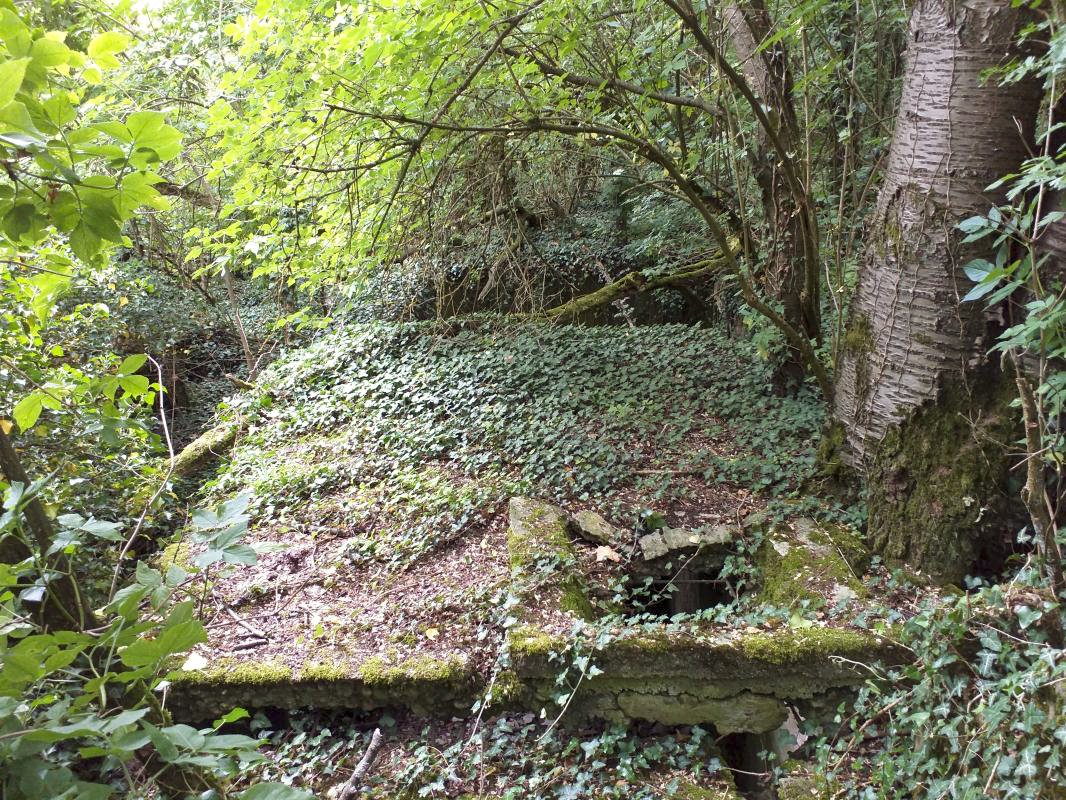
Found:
[535,254,727,323]
[171,422,238,478]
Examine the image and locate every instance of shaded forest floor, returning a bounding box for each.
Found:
[151,320,944,798]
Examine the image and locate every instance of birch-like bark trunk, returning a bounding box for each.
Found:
[832,0,1042,581]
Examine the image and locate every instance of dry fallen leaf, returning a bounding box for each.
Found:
[424,627,439,640]
[182,653,208,671]
[0,419,12,435]
[595,545,622,563]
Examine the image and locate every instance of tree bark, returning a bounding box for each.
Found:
[832,0,1043,582]
[0,428,97,630]
[725,0,821,344]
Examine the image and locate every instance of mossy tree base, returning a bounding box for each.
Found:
[865,373,1021,585]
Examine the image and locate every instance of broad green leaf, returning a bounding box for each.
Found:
[87,31,130,68]
[13,392,43,431]
[119,619,206,667]
[222,544,257,566]
[136,561,162,588]
[0,57,29,107]
[117,354,147,375]
[30,37,71,68]
[157,723,205,751]
[68,221,102,262]
[0,99,40,135]
[962,259,995,283]
[962,281,997,303]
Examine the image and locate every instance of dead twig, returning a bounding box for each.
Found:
[225,606,270,640]
[336,728,385,800]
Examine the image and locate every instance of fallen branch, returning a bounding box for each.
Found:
[170,422,238,479]
[223,373,256,391]
[336,728,385,800]
[535,253,727,323]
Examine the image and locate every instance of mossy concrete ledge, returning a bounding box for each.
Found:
[166,654,478,722]
[507,496,595,620]
[507,624,905,734]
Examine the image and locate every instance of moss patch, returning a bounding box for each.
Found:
[673,778,742,799]
[356,654,469,687]
[508,625,565,658]
[560,577,596,620]
[506,497,572,571]
[158,541,193,572]
[740,627,882,666]
[172,422,237,477]
[866,370,1021,584]
[757,520,868,607]
[169,658,293,687]
[488,669,525,707]
[507,496,596,621]
[299,661,352,682]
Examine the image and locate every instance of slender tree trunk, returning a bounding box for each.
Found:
[725,0,821,345]
[0,428,97,630]
[831,0,1042,582]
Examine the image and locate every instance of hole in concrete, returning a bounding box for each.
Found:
[717,732,775,800]
[641,576,734,616]
[624,560,736,617]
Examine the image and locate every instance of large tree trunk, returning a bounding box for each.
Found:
[725,0,820,345]
[831,0,1042,583]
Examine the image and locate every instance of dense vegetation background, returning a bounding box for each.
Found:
[1,0,1066,798]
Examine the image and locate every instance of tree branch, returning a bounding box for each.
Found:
[537,254,727,322]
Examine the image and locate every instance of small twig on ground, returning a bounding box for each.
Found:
[225,606,270,640]
[336,728,385,800]
[232,639,269,651]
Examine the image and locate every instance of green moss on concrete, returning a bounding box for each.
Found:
[508,625,565,658]
[673,779,741,799]
[602,632,677,657]
[507,497,595,621]
[777,763,830,800]
[866,371,1020,584]
[758,522,868,607]
[356,654,468,687]
[300,661,352,682]
[740,628,880,666]
[488,669,525,706]
[560,578,596,620]
[507,499,572,571]
[822,522,870,574]
[169,658,292,686]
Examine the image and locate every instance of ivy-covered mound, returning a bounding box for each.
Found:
[167,320,852,709]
